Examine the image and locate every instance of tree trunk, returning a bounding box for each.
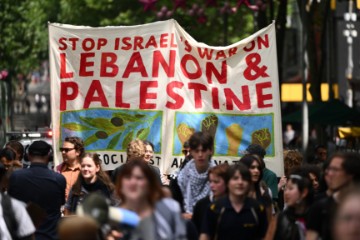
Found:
[307,2,322,102]
[275,0,288,84]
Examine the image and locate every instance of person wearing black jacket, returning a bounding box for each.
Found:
[64,152,115,214]
[192,163,228,233]
[267,168,314,240]
[200,163,268,240]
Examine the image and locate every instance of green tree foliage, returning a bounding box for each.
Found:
[0,0,59,73]
[2,0,304,87]
[58,0,258,45]
[1,0,269,73]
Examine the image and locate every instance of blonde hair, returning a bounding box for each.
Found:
[127,139,146,160]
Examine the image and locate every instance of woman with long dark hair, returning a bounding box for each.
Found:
[64,153,115,214]
[240,154,273,221]
[200,163,268,240]
[116,158,186,240]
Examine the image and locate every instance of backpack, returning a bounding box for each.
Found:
[1,193,19,239]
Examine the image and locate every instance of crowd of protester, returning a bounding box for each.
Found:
[1,130,360,240]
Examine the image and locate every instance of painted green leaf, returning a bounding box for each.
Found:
[80,117,117,130]
[105,128,121,136]
[147,112,162,122]
[62,123,94,131]
[112,112,138,122]
[135,114,146,118]
[108,132,122,149]
[136,127,150,140]
[122,131,134,150]
[84,134,99,146]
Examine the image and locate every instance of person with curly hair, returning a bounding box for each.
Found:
[112,139,161,184]
[56,136,85,200]
[126,139,146,160]
[277,150,304,210]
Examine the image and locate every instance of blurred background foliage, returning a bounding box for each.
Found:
[0,0,282,74]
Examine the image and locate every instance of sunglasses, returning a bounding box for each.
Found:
[59,147,75,153]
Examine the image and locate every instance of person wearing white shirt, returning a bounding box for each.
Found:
[0,162,35,240]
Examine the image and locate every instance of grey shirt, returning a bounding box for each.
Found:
[129,215,156,240]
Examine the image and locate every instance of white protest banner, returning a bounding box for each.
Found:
[49,20,284,176]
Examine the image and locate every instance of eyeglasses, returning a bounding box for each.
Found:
[59,148,75,153]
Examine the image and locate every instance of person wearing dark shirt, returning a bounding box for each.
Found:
[64,152,115,214]
[8,140,66,240]
[4,140,25,169]
[169,141,192,212]
[143,140,162,182]
[306,152,360,240]
[240,154,273,221]
[245,144,279,201]
[266,168,314,240]
[192,163,228,233]
[200,163,268,240]
[308,145,327,167]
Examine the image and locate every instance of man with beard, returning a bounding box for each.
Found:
[56,136,85,200]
